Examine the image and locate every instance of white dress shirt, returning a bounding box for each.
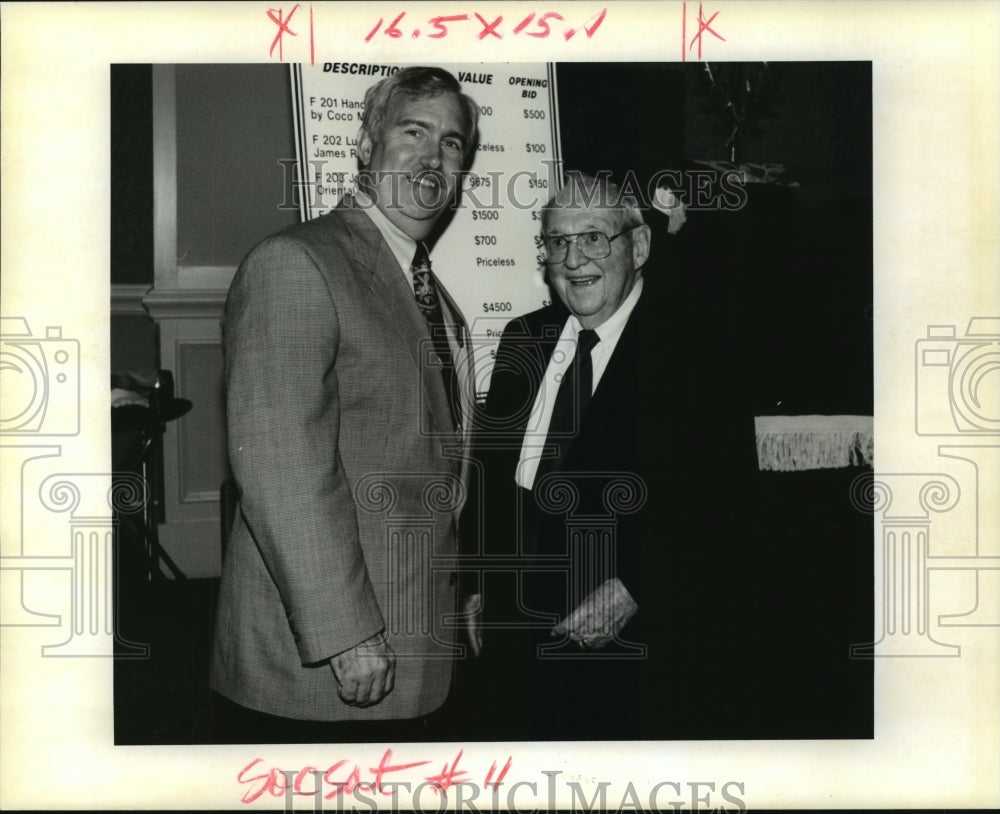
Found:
[353,191,417,276]
[516,276,645,490]
[353,191,468,430]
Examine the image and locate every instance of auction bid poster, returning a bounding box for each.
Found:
[292,61,559,389]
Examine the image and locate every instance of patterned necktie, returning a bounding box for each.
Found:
[411,243,461,428]
[534,328,601,485]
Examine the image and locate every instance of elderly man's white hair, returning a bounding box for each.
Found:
[541,171,647,232]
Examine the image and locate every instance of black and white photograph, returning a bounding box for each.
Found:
[3,2,998,811]
[110,60,873,745]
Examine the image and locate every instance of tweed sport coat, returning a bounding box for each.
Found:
[211,196,473,721]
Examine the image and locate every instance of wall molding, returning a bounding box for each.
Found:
[174,338,227,506]
[143,287,228,320]
[183,489,225,504]
[111,283,152,314]
[154,316,228,578]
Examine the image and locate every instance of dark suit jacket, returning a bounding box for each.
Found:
[463,274,762,737]
[211,196,473,722]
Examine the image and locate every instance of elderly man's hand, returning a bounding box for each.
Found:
[552,577,638,649]
[329,631,396,707]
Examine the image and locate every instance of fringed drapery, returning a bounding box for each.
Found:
[755,415,874,471]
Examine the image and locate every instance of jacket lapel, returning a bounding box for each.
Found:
[435,276,466,348]
[436,277,474,440]
[336,198,455,436]
[564,290,648,467]
[588,293,647,413]
[512,310,565,439]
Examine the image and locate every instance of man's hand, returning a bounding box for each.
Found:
[462,593,483,656]
[552,577,638,649]
[329,631,396,707]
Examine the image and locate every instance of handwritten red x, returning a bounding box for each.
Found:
[684,2,726,61]
[268,4,301,61]
[474,13,503,40]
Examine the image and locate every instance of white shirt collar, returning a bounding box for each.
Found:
[566,275,644,342]
[514,275,645,491]
[353,190,418,276]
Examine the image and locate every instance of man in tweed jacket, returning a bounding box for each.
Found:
[210,67,479,739]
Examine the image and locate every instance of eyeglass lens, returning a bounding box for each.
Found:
[544,232,610,262]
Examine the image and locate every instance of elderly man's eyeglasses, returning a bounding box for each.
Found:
[541,227,638,264]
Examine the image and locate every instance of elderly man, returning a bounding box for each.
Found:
[465,173,760,739]
[211,67,479,742]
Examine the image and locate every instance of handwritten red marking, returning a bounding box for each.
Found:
[424,749,470,795]
[309,4,315,64]
[525,11,564,38]
[290,766,321,796]
[325,763,362,800]
[386,11,406,37]
[237,758,284,804]
[320,760,349,796]
[363,9,605,42]
[241,753,516,806]
[370,748,433,794]
[513,12,535,35]
[564,7,606,40]
[690,2,725,60]
[267,5,300,61]
[428,13,469,38]
[474,13,504,40]
[682,1,687,61]
[482,756,513,790]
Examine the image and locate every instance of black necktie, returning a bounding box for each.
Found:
[411,243,460,428]
[534,328,600,485]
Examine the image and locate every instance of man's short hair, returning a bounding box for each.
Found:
[541,172,647,233]
[360,67,479,162]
